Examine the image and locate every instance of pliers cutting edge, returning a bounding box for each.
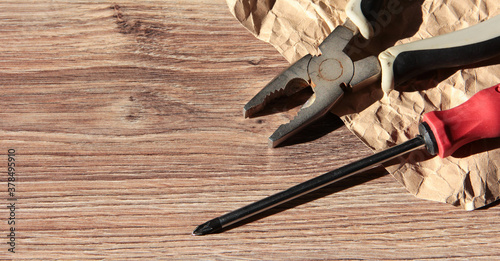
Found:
[243,0,500,148]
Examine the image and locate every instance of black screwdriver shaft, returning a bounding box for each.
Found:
[193,135,426,236]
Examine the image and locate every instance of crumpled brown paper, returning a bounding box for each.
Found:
[227,0,500,210]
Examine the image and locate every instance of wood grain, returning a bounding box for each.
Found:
[1,0,500,259]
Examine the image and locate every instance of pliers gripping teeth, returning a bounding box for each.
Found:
[243,0,500,148]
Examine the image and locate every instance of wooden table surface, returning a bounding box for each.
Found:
[1,0,500,259]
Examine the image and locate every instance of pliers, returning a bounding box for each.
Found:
[243,0,500,148]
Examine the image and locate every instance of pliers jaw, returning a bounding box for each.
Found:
[243,54,311,119]
[244,24,380,148]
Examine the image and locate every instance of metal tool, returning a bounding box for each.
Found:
[243,0,500,147]
[194,84,500,235]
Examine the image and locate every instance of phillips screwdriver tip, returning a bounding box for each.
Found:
[192,218,222,236]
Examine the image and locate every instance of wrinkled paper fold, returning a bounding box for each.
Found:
[227,0,500,209]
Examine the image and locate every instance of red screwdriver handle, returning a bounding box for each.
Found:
[422,84,500,158]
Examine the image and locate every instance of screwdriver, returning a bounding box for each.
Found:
[193,84,500,236]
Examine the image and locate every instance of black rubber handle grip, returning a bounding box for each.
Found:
[393,36,500,86]
[379,15,500,92]
[360,0,385,26]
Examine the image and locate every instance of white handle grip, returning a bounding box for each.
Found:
[346,0,384,39]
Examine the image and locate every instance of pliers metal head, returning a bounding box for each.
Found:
[244,20,381,147]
